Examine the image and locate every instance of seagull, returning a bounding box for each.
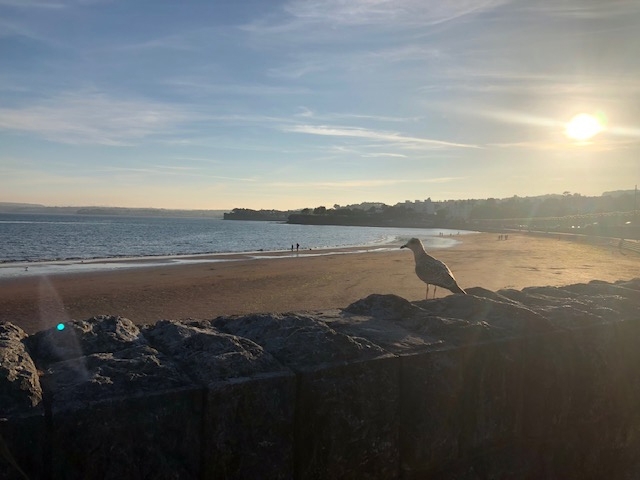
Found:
[401,237,466,299]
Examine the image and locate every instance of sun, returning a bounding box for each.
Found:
[565,113,604,141]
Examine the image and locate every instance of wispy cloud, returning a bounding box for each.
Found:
[282,0,509,28]
[267,176,464,189]
[0,91,193,145]
[97,165,257,182]
[462,108,563,129]
[267,61,327,79]
[326,113,422,123]
[242,0,510,46]
[0,0,109,6]
[420,70,640,97]
[521,1,640,19]
[171,156,222,165]
[109,35,196,52]
[294,108,420,123]
[364,44,445,63]
[0,17,53,43]
[486,138,635,153]
[0,0,66,8]
[284,124,480,149]
[608,125,640,138]
[326,145,407,158]
[164,78,310,96]
[361,152,408,158]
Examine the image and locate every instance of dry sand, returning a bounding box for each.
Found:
[1,232,637,334]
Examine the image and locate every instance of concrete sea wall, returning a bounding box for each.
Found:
[2,278,640,479]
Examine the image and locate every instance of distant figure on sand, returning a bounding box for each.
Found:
[296,243,299,252]
[619,238,626,255]
[401,237,466,299]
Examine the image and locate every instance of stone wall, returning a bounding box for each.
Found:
[1,278,639,479]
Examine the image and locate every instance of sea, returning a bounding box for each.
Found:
[0,213,473,279]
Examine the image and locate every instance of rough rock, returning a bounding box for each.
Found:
[31,319,202,480]
[0,323,46,480]
[213,312,398,479]
[343,293,421,320]
[413,292,554,336]
[341,290,554,348]
[144,320,296,479]
[0,323,41,415]
[2,278,640,479]
[496,279,640,329]
[26,315,147,367]
[213,312,387,369]
[143,320,287,383]
[42,345,192,412]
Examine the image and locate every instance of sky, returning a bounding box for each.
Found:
[1,0,639,211]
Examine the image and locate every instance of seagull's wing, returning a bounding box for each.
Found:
[434,258,456,278]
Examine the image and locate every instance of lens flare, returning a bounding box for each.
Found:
[57,323,65,331]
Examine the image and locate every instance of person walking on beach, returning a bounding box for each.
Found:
[296,243,299,252]
[619,238,626,255]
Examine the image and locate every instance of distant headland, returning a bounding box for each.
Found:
[223,190,639,238]
[0,202,226,218]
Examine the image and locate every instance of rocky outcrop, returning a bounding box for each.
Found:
[0,323,42,415]
[1,278,640,479]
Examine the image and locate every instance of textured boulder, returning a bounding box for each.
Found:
[0,323,45,480]
[213,312,387,369]
[330,295,444,353]
[35,319,202,480]
[341,295,532,477]
[42,345,192,411]
[213,313,399,479]
[344,293,420,320]
[26,315,147,367]
[144,321,296,479]
[341,290,553,348]
[2,278,640,479]
[144,320,287,382]
[497,279,640,328]
[0,323,41,414]
[417,289,553,334]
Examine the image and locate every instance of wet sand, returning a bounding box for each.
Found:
[1,232,637,334]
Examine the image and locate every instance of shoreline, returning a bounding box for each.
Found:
[0,213,473,268]
[1,232,638,335]
[0,234,469,280]
[0,245,404,280]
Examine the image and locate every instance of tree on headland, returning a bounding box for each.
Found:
[224,189,639,237]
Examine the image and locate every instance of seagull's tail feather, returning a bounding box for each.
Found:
[450,284,466,295]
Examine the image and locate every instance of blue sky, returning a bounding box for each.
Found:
[1,0,639,210]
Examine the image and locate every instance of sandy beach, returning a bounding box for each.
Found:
[1,232,638,334]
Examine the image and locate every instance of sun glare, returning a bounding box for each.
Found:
[565,113,604,141]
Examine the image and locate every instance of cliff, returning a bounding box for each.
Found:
[2,278,640,479]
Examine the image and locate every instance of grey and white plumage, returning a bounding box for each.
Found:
[401,237,466,298]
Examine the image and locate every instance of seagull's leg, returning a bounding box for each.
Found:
[433,286,437,299]
[425,284,429,299]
